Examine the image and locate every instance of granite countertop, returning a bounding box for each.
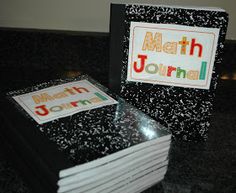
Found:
[0,29,235,193]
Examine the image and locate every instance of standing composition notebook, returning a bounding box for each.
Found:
[0,75,171,193]
[109,4,229,141]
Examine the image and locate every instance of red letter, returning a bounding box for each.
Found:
[167,66,177,77]
[133,54,147,73]
[70,101,79,107]
[35,105,49,116]
[190,38,203,57]
[73,87,89,93]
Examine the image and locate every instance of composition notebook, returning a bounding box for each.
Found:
[109,3,229,141]
[0,75,171,193]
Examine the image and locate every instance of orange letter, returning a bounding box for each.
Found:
[178,36,189,55]
[142,32,162,52]
[163,42,177,54]
[32,93,54,104]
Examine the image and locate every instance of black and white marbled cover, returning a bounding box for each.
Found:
[6,75,170,165]
[116,4,228,141]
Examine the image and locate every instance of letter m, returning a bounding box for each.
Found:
[142,32,162,52]
[32,93,54,104]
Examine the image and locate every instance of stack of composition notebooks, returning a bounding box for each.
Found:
[0,75,171,193]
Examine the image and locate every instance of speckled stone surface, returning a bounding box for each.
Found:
[0,29,235,193]
[117,4,229,141]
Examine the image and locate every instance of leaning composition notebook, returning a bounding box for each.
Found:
[109,4,229,141]
[0,75,171,193]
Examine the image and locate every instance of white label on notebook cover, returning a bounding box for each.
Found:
[13,80,118,124]
[127,22,220,89]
